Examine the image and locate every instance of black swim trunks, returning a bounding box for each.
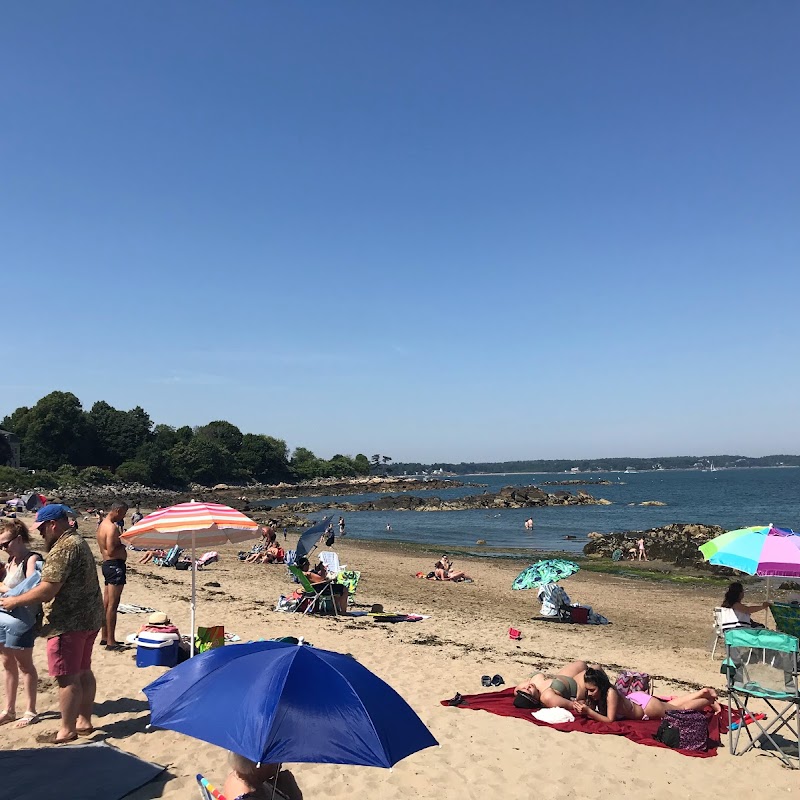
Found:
[102,558,127,586]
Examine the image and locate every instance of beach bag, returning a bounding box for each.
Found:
[615,670,650,697]
[195,625,224,653]
[654,709,709,752]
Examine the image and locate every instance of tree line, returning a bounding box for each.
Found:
[1,391,373,489]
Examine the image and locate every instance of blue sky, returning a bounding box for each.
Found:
[2,3,798,462]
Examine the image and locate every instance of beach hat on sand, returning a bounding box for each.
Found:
[148,612,170,625]
[370,603,384,614]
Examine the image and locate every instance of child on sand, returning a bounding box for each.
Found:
[573,667,719,722]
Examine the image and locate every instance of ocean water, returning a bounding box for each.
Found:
[260,467,800,554]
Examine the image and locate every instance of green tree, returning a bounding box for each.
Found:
[196,420,243,454]
[326,454,357,477]
[237,434,291,483]
[291,447,323,480]
[88,401,153,469]
[168,439,235,485]
[19,392,93,470]
[175,426,194,444]
[1,406,31,437]
[353,454,371,476]
[116,460,153,484]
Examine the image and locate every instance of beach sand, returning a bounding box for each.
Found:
[1,518,796,798]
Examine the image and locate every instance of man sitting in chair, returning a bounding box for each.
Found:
[296,557,347,614]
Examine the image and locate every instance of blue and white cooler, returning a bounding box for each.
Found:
[135,631,180,668]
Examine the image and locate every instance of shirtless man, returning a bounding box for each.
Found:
[96,501,128,650]
[513,659,591,710]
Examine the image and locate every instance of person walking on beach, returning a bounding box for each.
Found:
[637,538,647,561]
[0,504,104,744]
[97,502,128,650]
[131,508,143,527]
[338,516,346,536]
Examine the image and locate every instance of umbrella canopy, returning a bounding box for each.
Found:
[143,640,438,768]
[512,559,580,590]
[121,502,260,654]
[295,515,333,560]
[699,524,800,578]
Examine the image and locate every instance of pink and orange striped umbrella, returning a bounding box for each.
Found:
[121,501,260,655]
[121,501,259,549]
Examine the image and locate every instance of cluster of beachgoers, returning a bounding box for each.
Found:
[0,500,797,798]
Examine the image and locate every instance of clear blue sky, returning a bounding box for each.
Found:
[3,3,798,462]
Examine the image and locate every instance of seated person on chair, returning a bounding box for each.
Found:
[296,558,347,614]
[222,752,302,800]
[573,667,720,722]
[720,581,767,629]
[513,659,591,710]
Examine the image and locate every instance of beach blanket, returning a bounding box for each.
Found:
[117,603,156,614]
[0,741,165,800]
[440,688,726,758]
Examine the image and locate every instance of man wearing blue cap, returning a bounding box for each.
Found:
[0,504,104,744]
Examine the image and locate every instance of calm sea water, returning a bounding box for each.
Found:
[261,467,800,554]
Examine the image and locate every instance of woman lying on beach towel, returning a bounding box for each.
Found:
[573,667,720,722]
[513,659,590,710]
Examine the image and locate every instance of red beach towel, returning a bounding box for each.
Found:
[440,688,726,758]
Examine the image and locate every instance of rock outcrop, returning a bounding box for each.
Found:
[583,523,727,568]
[278,485,609,514]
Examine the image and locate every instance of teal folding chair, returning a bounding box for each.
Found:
[722,627,800,767]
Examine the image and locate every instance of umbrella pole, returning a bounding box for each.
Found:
[766,577,771,627]
[268,764,282,800]
[190,530,197,657]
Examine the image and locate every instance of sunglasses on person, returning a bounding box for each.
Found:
[0,536,17,551]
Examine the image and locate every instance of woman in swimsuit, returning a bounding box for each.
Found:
[513,660,589,710]
[573,667,720,722]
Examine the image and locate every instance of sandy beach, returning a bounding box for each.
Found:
[1,515,797,799]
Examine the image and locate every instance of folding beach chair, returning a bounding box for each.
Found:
[722,627,800,767]
[318,550,341,579]
[287,565,339,616]
[154,546,182,567]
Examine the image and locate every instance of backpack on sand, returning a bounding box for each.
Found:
[615,670,651,697]
[654,709,709,752]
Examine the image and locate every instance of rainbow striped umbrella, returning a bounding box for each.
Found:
[699,524,800,578]
[121,501,260,654]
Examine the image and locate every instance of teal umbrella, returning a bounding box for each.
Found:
[512,559,580,590]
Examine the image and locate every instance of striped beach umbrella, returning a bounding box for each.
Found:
[699,524,800,578]
[121,501,260,654]
[512,559,580,590]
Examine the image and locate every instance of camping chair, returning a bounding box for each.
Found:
[196,773,288,800]
[318,550,341,579]
[287,565,339,616]
[154,546,182,567]
[771,602,800,640]
[710,607,726,659]
[722,627,800,767]
[537,583,571,619]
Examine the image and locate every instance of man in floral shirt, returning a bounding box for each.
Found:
[1,504,104,744]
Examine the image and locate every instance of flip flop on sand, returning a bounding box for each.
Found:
[491,674,505,686]
[76,727,95,737]
[481,675,492,687]
[445,693,466,706]
[14,712,40,728]
[105,643,128,652]
[35,731,78,745]
[0,710,16,726]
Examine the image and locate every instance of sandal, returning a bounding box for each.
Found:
[76,727,95,737]
[14,711,40,728]
[481,675,492,687]
[445,693,466,707]
[491,674,505,686]
[0,710,16,726]
[105,643,128,652]
[35,731,79,745]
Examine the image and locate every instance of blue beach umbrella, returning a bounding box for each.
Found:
[295,515,334,560]
[512,559,580,590]
[143,640,438,768]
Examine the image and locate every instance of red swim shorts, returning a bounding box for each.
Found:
[46,630,99,677]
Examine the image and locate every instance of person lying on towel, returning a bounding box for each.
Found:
[573,667,720,722]
[513,659,590,710]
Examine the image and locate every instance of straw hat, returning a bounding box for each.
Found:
[148,612,170,625]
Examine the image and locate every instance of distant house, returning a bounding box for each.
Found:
[0,430,21,468]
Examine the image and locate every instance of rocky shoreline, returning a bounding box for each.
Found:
[266,485,610,514]
[540,479,615,486]
[583,523,728,569]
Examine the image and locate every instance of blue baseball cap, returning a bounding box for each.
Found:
[30,503,76,530]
